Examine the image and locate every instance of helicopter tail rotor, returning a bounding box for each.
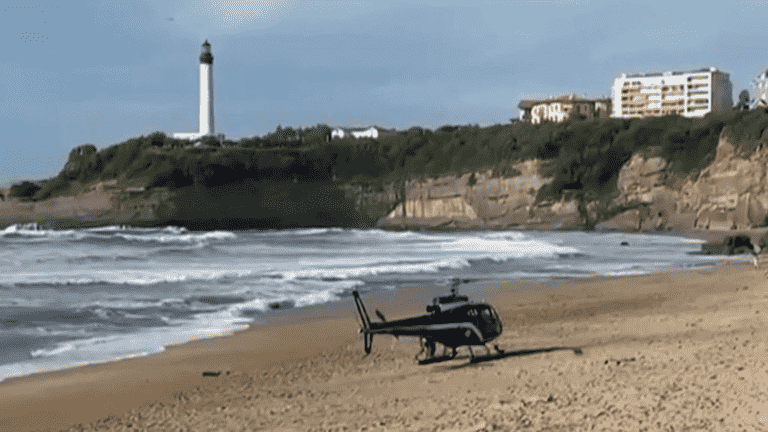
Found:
[352,290,374,354]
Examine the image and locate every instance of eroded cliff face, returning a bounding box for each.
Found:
[0,185,174,229]
[0,180,393,230]
[601,125,768,232]
[380,125,768,233]
[600,148,681,231]
[6,125,768,232]
[378,159,582,230]
[683,126,768,230]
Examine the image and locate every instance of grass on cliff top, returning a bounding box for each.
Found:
[17,108,768,203]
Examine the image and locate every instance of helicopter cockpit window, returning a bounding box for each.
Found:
[476,306,499,334]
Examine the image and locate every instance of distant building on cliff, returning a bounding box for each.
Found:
[517,95,611,124]
[751,69,768,109]
[330,126,395,140]
[172,40,224,142]
[611,67,733,118]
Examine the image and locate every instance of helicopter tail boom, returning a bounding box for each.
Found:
[352,290,374,354]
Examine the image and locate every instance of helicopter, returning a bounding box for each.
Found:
[352,278,505,365]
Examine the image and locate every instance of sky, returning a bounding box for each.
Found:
[1,0,767,186]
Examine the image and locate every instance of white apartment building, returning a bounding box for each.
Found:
[611,67,733,118]
[752,69,768,109]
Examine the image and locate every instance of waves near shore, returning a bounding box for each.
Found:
[0,224,735,382]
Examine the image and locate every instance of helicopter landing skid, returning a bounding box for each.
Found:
[418,354,457,365]
[416,338,457,365]
[468,344,506,363]
[417,344,506,365]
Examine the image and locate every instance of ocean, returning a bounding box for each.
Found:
[0,223,740,382]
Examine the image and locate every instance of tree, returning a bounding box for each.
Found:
[9,181,41,198]
[201,135,221,147]
[737,90,751,110]
[61,144,100,181]
[148,132,166,147]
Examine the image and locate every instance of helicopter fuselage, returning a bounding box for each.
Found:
[356,292,503,349]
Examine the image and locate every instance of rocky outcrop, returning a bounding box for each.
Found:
[0,181,394,230]
[600,125,768,233]
[378,159,583,230]
[0,187,174,229]
[684,126,768,230]
[380,125,768,233]
[598,147,680,232]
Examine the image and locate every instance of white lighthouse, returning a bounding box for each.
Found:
[199,40,214,136]
[173,40,218,141]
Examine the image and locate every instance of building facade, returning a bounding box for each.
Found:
[517,95,612,124]
[611,67,733,118]
[330,126,395,140]
[751,69,768,109]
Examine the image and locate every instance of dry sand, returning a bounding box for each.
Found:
[3,257,768,431]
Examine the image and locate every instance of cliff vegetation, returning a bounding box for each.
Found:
[8,108,768,230]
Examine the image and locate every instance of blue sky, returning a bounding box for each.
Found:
[1,0,766,186]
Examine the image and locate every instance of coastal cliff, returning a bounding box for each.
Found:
[5,110,768,233]
[2,124,764,234]
[379,124,768,234]
[0,180,393,230]
[377,159,582,230]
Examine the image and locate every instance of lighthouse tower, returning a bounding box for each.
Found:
[199,40,214,136]
[172,40,218,141]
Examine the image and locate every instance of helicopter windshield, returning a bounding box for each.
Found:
[475,306,502,336]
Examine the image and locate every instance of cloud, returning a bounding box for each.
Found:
[197,0,296,30]
[191,0,373,30]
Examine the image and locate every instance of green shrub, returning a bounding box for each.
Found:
[9,181,41,198]
[32,177,71,201]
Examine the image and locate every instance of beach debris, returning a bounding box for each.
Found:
[269,300,294,310]
[620,241,629,246]
[202,371,221,377]
[604,357,636,366]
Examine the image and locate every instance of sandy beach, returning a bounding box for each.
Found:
[3,252,768,431]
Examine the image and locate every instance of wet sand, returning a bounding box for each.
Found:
[3,256,768,431]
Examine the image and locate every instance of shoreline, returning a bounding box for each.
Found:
[0,235,729,386]
[2,257,763,431]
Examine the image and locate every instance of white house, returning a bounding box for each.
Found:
[517,95,612,124]
[331,126,382,140]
